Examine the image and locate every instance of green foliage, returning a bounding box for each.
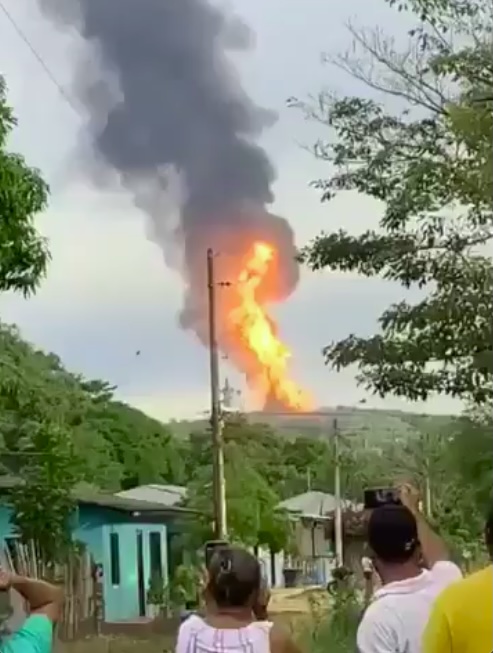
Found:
[182,414,346,550]
[169,564,200,608]
[0,77,50,296]
[0,322,185,560]
[9,422,79,563]
[291,0,492,405]
[296,588,360,653]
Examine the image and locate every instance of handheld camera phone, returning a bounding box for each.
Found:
[364,487,401,509]
[204,540,229,568]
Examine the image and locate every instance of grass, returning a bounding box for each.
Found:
[59,592,362,653]
[60,637,171,653]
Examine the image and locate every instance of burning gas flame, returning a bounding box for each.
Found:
[228,241,312,411]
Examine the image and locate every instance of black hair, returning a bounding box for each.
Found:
[207,546,261,608]
[368,505,419,564]
[486,502,493,558]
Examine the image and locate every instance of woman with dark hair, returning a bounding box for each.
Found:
[176,546,300,653]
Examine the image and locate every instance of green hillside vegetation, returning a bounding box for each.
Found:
[167,407,455,446]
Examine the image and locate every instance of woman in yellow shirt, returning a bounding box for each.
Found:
[423,506,493,653]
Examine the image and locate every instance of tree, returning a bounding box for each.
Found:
[0,324,83,560]
[291,0,492,404]
[0,77,50,295]
[185,420,291,551]
[9,422,80,564]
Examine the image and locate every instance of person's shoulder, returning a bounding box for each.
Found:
[359,597,399,626]
[429,560,463,587]
[177,613,205,642]
[435,565,492,606]
[357,598,401,647]
[2,615,53,653]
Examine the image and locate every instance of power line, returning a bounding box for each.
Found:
[0,0,79,115]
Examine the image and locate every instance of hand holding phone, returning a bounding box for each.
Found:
[364,487,401,510]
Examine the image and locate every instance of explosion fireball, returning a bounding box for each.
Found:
[228,241,312,411]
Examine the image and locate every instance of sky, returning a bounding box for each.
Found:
[0,0,463,420]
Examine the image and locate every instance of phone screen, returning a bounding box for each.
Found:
[204,540,228,568]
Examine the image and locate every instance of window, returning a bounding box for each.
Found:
[149,532,163,580]
[109,532,120,586]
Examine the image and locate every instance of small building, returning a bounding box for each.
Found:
[0,480,194,624]
[277,491,364,586]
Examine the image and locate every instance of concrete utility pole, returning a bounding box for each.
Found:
[206,248,227,540]
[333,418,344,567]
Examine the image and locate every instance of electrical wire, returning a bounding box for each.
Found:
[0,0,79,115]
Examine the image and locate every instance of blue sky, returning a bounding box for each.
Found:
[0,0,462,419]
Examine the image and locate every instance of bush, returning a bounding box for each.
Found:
[295,586,361,653]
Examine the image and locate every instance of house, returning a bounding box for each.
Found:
[276,491,364,586]
[0,479,194,623]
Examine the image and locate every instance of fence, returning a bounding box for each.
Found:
[1,539,101,640]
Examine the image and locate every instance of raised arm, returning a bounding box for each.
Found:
[9,573,63,623]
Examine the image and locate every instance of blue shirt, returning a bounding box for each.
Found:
[1,615,53,653]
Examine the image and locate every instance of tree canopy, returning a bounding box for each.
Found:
[0,76,50,296]
[292,0,492,405]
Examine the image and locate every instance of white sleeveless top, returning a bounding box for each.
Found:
[176,615,273,653]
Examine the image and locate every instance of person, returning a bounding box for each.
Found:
[0,569,63,653]
[422,502,493,653]
[176,546,300,653]
[356,484,462,653]
[361,555,375,606]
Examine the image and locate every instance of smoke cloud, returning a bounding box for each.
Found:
[38,0,299,379]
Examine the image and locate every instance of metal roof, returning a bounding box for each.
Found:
[116,484,187,507]
[277,491,362,519]
[76,490,194,514]
[0,476,194,515]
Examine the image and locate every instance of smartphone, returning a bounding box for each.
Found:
[204,540,229,568]
[364,487,401,509]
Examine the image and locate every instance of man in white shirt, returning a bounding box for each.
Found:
[357,485,462,653]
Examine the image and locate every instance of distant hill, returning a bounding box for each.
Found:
[166,406,455,444]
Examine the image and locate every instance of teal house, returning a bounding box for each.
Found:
[0,481,192,623]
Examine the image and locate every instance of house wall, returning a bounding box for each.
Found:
[0,505,15,540]
[0,503,170,623]
[295,521,332,558]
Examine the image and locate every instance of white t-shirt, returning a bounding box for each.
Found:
[357,561,462,653]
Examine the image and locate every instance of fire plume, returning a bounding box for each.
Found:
[228,241,312,412]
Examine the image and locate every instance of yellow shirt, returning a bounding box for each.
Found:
[423,565,493,653]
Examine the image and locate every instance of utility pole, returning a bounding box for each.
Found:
[207,248,227,540]
[333,418,343,567]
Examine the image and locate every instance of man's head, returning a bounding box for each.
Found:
[367,505,420,578]
[486,502,493,559]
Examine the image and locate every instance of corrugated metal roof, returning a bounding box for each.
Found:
[278,491,362,519]
[77,490,193,514]
[116,484,187,507]
[0,477,194,514]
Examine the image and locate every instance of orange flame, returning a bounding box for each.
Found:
[228,241,312,411]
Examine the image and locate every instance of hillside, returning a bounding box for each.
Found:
[166,406,455,444]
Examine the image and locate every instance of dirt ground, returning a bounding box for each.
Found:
[58,588,326,653]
